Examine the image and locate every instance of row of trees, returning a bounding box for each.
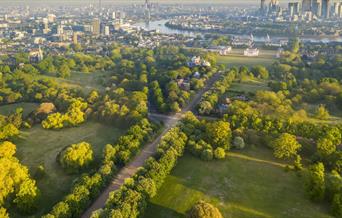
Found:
[305,162,342,217]
[43,119,157,218]
[91,126,188,218]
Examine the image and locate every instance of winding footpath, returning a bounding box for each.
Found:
[81,72,221,218]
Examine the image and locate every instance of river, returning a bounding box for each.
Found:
[133,19,342,43]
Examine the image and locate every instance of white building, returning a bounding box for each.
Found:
[244,48,259,57]
[219,46,232,55]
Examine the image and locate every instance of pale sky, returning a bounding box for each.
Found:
[0,0,290,6]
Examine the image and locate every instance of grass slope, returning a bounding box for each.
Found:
[143,148,332,218]
[0,102,39,117]
[12,121,125,217]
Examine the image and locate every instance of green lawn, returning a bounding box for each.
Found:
[0,102,39,117]
[229,79,270,94]
[40,71,109,94]
[217,52,276,67]
[12,121,125,217]
[143,148,332,218]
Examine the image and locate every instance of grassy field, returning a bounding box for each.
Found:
[229,78,270,94]
[217,49,276,67]
[40,71,109,94]
[12,121,125,217]
[143,148,332,218]
[0,102,39,117]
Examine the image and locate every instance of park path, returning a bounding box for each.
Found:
[81,72,221,218]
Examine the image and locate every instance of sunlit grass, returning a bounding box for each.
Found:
[143,148,332,218]
[11,121,125,217]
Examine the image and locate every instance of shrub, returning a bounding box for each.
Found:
[233,136,245,149]
[187,200,223,218]
[59,142,94,172]
[214,148,225,159]
[201,148,213,161]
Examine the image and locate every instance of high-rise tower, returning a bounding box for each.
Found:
[322,0,330,18]
[302,0,312,12]
[312,0,322,17]
[144,0,151,23]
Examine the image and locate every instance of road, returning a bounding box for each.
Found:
[81,72,221,218]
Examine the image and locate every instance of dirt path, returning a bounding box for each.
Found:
[81,72,221,218]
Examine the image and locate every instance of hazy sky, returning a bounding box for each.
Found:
[0,0,291,6]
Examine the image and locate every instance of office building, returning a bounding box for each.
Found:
[302,0,312,12]
[322,0,330,18]
[92,18,100,36]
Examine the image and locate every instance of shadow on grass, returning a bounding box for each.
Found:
[143,202,185,218]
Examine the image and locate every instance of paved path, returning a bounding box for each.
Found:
[81,72,221,218]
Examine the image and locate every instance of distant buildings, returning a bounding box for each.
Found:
[188,56,211,67]
[260,0,341,20]
[29,48,44,63]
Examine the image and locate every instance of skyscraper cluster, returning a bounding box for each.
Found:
[260,0,342,19]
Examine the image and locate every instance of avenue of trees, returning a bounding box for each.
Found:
[43,119,157,218]
[91,126,188,218]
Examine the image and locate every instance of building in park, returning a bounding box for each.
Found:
[29,47,44,63]
[207,46,232,56]
[244,48,259,57]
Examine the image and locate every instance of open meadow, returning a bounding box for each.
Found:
[11,121,125,216]
[143,148,332,218]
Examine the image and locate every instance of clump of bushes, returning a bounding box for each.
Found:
[59,142,94,173]
[187,200,223,218]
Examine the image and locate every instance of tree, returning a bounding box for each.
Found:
[293,155,303,171]
[214,147,225,159]
[187,201,223,218]
[272,133,301,159]
[0,141,16,158]
[198,101,213,115]
[317,137,336,156]
[170,102,181,113]
[58,64,71,78]
[206,121,232,150]
[251,65,269,79]
[201,148,213,161]
[59,142,94,172]
[0,207,9,218]
[315,104,329,120]
[332,193,342,217]
[13,178,40,213]
[306,162,325,202]
[233,137,245,149]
